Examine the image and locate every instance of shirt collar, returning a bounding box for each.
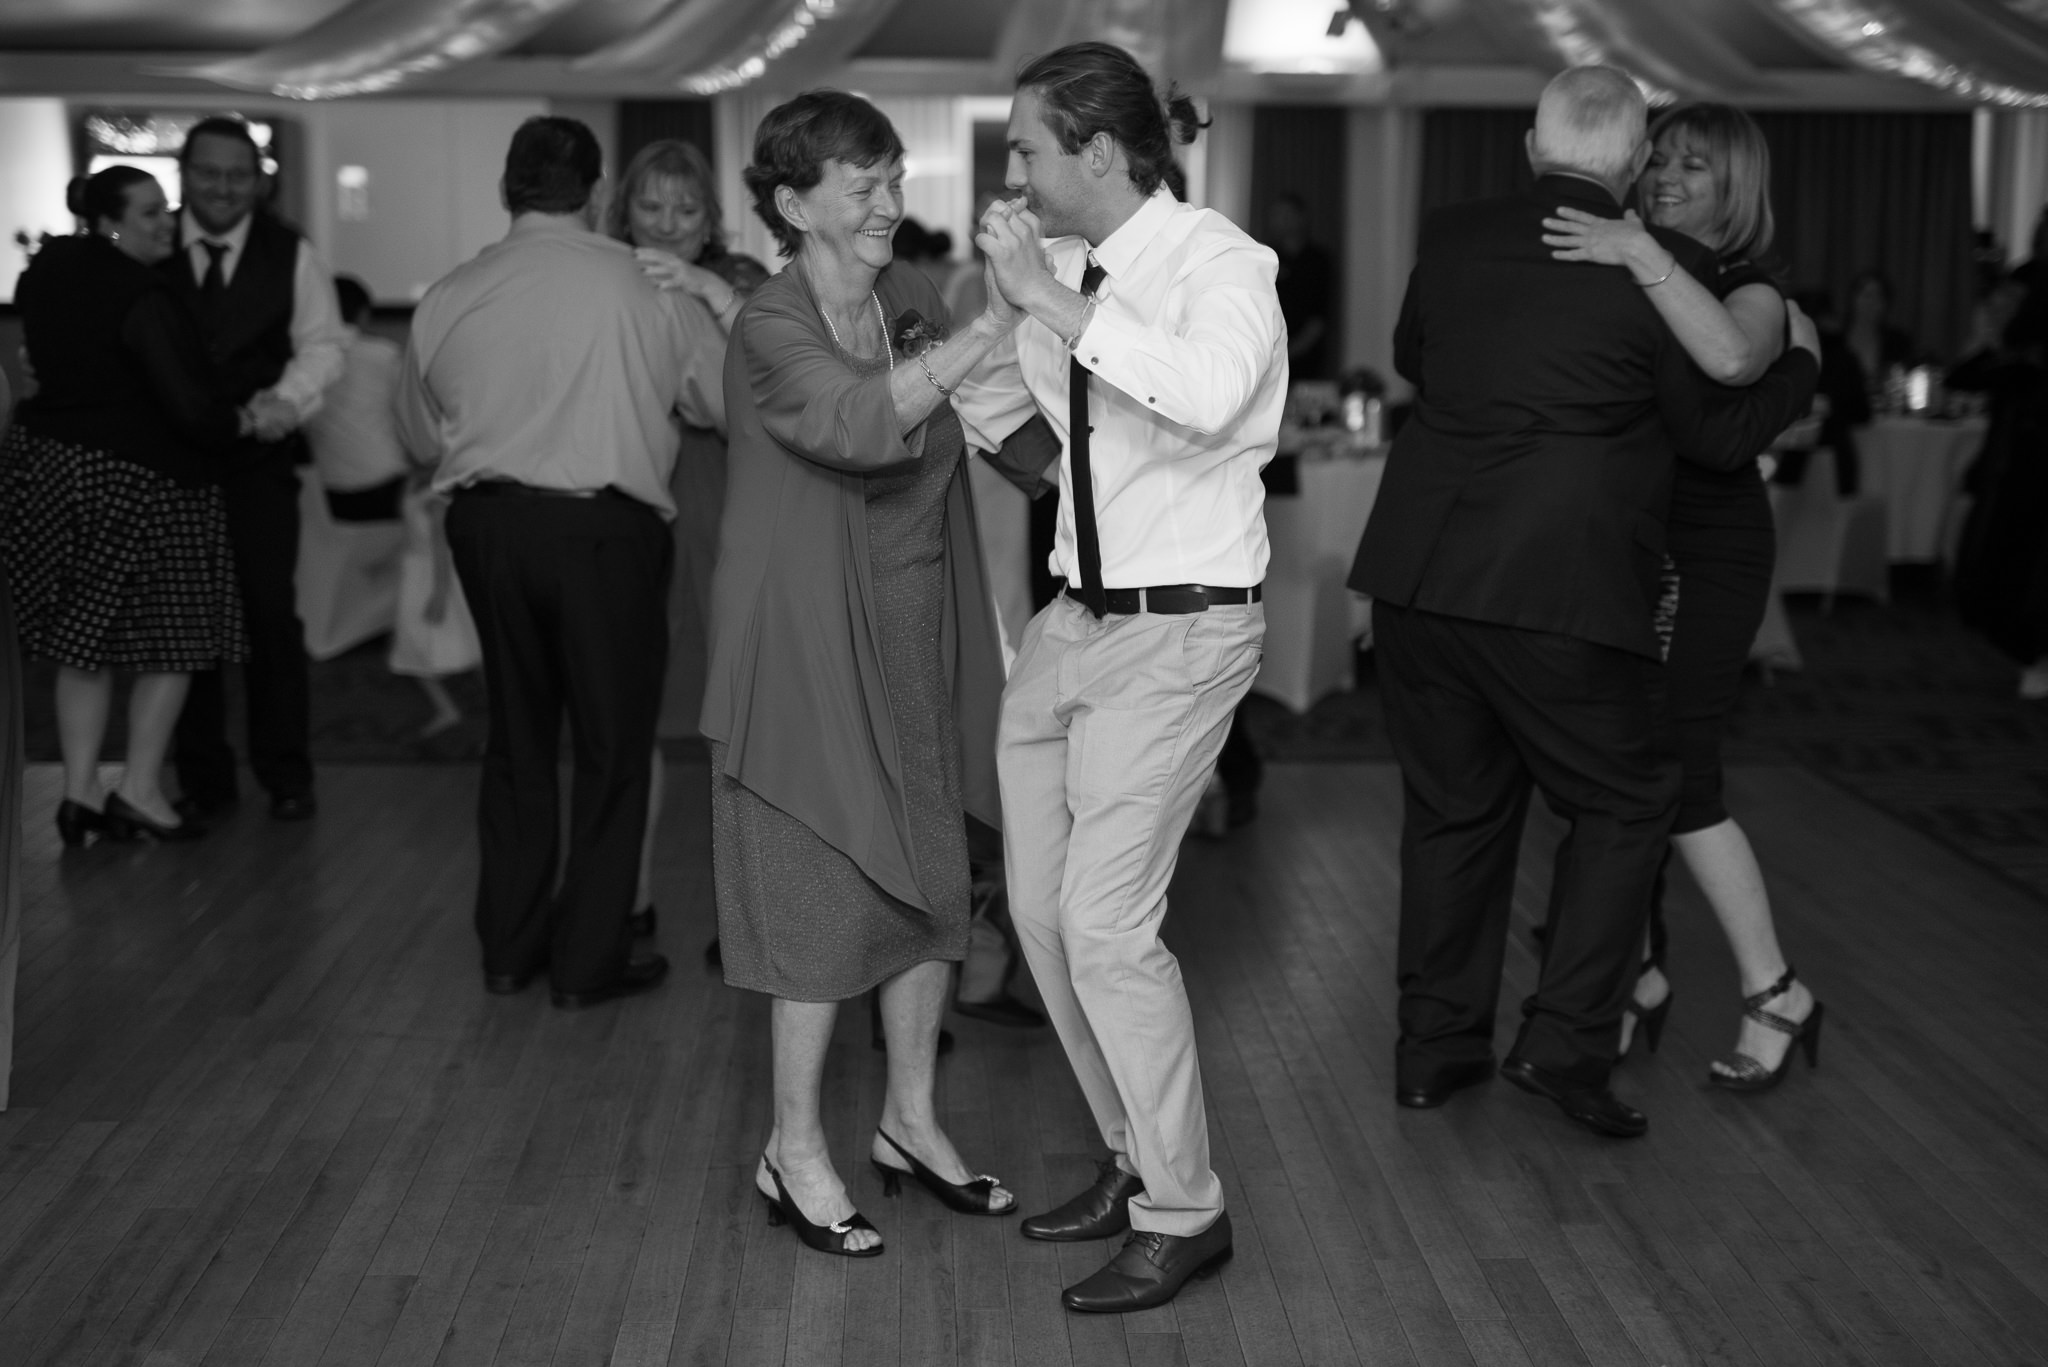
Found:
[506,211,606,244]
[182,208,251,253]
[1531,172,1625,217]
[1087,188,1179,284]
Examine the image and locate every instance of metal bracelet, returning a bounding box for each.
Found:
[919,350,954,398]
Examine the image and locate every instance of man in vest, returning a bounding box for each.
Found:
[167,116,348,822]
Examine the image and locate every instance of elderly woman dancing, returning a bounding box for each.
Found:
[704,90,1024,1256]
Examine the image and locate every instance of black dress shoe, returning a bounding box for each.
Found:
[703,936,722,968]
[630,905,657,938]
[551,952,671,1009]
[1395,1056,1496,1109]
[1500,1056,1647,1138]
[269,793,317,821]
[1022,1158,1146,1242]
[953,992,1047,1028]
[1062,1211,1233,1314]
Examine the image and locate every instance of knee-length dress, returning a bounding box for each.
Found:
[2,234,247,675]
[711,343,973,1002]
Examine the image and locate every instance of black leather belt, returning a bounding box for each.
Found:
[459,480,600,500]
[1064,583,1263,615]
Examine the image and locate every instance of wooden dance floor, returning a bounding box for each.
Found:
[3,758,2047,1366]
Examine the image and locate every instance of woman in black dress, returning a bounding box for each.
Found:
[1543,103,1825,1091]
[2,166,257,844]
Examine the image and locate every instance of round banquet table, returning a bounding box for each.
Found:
[1256,428,1384,713]
[1856,415,1988,563]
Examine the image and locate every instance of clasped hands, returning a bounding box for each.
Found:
[240,391,298,442]
[973,197,1060,331]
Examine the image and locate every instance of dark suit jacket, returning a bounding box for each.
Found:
[1350,173,1820,659]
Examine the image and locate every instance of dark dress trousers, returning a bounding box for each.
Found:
[165,212,315,805]
[446,487,670,993]
[1350,173,1819,1091]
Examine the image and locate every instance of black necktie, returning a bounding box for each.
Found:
[1069,260,1109,616]
[199,240,230,304]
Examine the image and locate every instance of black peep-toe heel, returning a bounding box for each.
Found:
[757,1156,883,1257]
[869,1129,1015,1216]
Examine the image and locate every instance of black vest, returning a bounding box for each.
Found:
[162,211,300,405]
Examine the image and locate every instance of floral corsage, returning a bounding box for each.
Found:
[892,309,948,358]
[893,309,957,398]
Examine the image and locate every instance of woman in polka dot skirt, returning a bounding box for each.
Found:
[2,166,261,844]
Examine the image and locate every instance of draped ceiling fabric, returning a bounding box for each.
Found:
[132,0,2048,106]
[173,0,587,99]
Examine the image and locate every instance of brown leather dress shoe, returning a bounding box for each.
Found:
[1061,1211,1233,1313]
[1021,1158,1146,1242]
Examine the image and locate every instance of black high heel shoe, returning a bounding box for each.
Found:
[757,1156,883,1257]
[1709,965,1824,1093]
[103,792,206,842]
[56,799,108,848]
[1621,964,1674,1057]
[869,1129,1016,1216]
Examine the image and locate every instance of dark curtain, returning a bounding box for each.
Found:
[1250,105,1348,376]
[616,100,715,168]
[1415,107,1976,358]
[1751,111,1975,359]
[1418,109,1533,218]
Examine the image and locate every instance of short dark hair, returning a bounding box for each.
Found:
[178,116,261,171]
[743,90,905,258]
[334,274,372,324]
[503,116,602,216]
[70,165,158,229]
[1014,42,1206,198]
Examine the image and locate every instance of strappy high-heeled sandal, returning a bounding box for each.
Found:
[1709,965,1824,1093]
[1620,962,1673,1058]
[869,1129,1016,1216]
[757,1155,883,1257]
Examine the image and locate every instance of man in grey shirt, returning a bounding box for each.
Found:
[398,116,715,1009]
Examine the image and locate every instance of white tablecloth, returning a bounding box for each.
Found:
[1857,416,1987,563]
[1257,445,1385,712]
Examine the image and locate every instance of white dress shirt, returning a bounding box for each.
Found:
[179,209,348,422]
[306,328,408,491]
[954,189,1288,589]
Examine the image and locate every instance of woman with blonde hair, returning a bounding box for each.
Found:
[604,139,769,952]
[1542,102,1826,1093]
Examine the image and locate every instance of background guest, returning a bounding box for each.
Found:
[0,360,16,1110]
[706,90,1022,1256]
[307,274,407,523]
[1266,191,1334,380]
[2,167,259,844]
[604,136,761,951]
[396,116,688,1009]
[1950,272,2048,700]
[168,116,348,823]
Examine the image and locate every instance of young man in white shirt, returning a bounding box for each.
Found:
[955,41,1288,1315]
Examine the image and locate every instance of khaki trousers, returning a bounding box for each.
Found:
[997,595,1264,1236]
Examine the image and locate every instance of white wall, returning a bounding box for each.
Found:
[0,98,79,303]
[314,99,547,302]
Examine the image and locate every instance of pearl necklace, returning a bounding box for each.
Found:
[820,289,893,370]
